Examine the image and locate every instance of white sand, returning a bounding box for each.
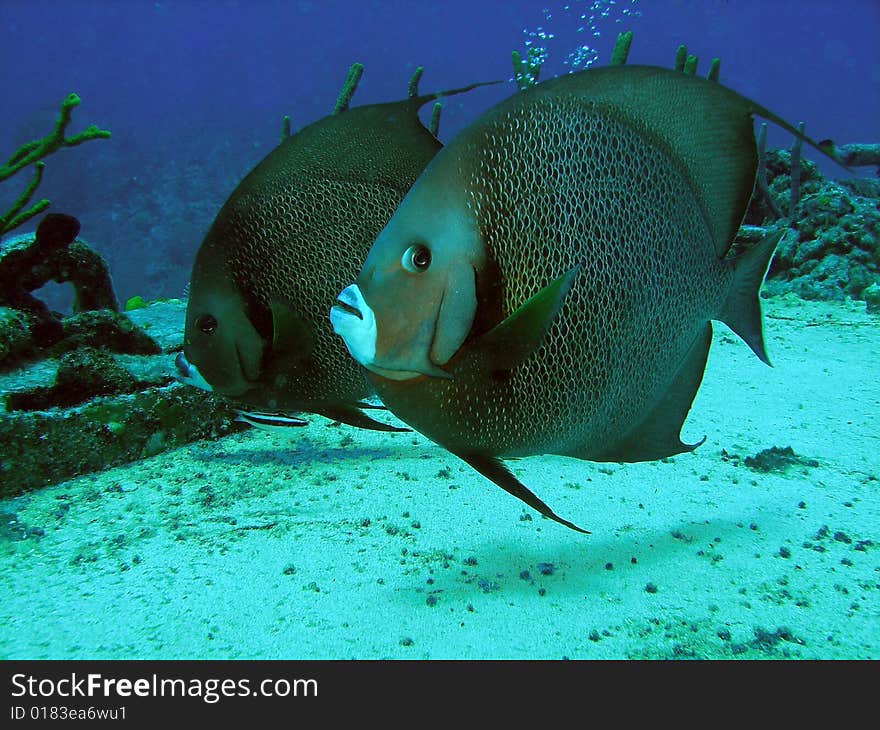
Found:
[1,295,877,659]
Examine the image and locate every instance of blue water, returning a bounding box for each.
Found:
[1,0,877,305]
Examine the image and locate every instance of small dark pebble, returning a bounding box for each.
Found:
[753,626,803,647]
[840,557,853,566]
[798,501,806,509]
[630,557,637,564]
[778,546,791,559]
[477,578,499,593]
[749,523,758,531]
[604,562,613,570]
[537,588,546,596]
[645,582,658,594]
[815,525,830,539]
[589,630,600,642]
[426,595,438,607]
[463,556,478,566]
[411,521,421,529]
[519,513,532,522]
[519,570,531,580]
[537,562,554,576]
[399,637,414,647]
[283,564,296,576]
[717,629,731,641]
[359,518,371,528]
[833,531,852,544]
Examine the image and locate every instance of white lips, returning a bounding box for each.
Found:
[330,284,377,367]
[174,352,213,391]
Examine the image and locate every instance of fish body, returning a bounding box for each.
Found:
[234,410,308,431]
[181,71,491,431]
[332,65,832,529]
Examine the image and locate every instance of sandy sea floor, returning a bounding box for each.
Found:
[1,295,877,659]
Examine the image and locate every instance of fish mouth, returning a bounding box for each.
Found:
[333,300,362,319]
[174,352,213,391]
[332,286,364,320]
[330,284,376,367]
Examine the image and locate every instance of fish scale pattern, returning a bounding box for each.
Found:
[221,178,402,402]
[453,96,733,457]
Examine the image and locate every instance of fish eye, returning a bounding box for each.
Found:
[196,313,218,334]
[402,244,431,273]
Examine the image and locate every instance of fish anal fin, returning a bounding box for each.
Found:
[588,323,712,463]
[455,451,590,534]
[719,229,781,366]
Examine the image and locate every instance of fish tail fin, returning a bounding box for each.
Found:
[718,229,783,366]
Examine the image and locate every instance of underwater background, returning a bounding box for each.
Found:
[0,0,878,659]
[1,0,878,307]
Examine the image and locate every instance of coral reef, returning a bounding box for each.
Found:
[0,213,158,367]
[743,150,880,302]
[332,62,365,115]
[0,102,237,497]
[1,93,110,237]
[512,48,543,91]
[0,300,239,498]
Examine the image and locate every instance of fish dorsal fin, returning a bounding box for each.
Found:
[407,79,502,115]
[531,65,834,257]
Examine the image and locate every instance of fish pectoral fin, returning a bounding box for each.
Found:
[588,323,712,463]
[270,300,314,360]
[455,451,590,534]
[475,265,580,372]
[313,402,410,433]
